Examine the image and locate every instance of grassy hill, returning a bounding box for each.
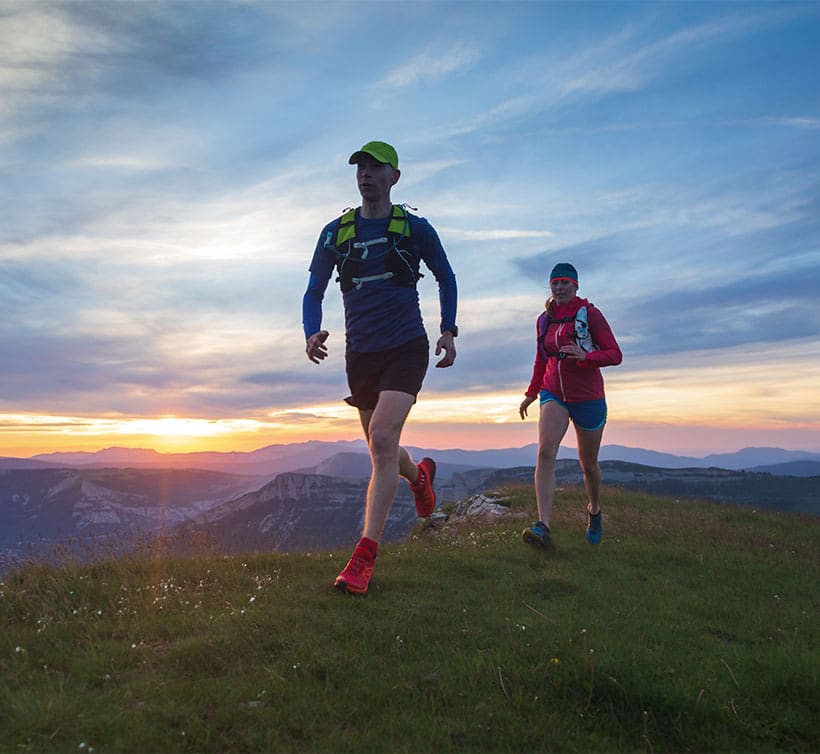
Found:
[1,485,817,753]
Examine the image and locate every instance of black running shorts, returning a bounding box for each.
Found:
[344,335,429,410]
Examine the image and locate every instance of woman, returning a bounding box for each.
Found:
[519,262,622,547]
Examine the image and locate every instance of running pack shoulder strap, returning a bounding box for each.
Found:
[328,205,420,292]
[536,305,596,359]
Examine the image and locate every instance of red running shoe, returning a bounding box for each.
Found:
[410,457,437,517]
[334,545,376,595]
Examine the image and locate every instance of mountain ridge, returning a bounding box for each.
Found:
[6,441,819,476]
[3,456,817,574]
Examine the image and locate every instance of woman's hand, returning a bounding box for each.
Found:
[519,395,536,420]
[559,343,586,360]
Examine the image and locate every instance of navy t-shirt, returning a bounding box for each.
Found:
[302,209,457,353]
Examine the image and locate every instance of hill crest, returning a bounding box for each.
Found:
[5,442,818,477]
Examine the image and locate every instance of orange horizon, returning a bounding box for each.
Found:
[4,357,820,458]
[3,418,819,459]
[3,339,819,457]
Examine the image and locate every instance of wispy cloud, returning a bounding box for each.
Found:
[417,93,540,140]
[744,117,820,130]
[1,1,819,454]
[424,7,810,143]
[445,228,555,241]
[559,10,794,98]
[0,4,93,94]
[374,43,479,90]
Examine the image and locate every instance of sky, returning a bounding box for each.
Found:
[2,0,820,458]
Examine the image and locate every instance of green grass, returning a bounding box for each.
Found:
[1,486,817,753]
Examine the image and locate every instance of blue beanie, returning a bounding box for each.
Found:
[550,262,578,284]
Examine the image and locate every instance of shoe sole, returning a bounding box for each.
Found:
[522,530,552,548]
[334,578,368,595]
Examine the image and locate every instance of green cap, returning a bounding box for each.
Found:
[348,141,399,169]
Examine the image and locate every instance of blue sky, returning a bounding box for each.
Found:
[2,0,819,456]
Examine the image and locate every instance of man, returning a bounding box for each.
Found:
[302,140,458,595]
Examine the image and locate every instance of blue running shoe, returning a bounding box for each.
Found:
[522,521,552,548]
[586,510,602,544]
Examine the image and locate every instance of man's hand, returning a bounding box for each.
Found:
[306,330,329,364]
[435,331,456,368]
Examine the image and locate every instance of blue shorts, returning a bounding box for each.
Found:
[539,390,607,431]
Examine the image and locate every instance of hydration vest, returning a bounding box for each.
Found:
[536,305,597,360]
[324,205,422,293]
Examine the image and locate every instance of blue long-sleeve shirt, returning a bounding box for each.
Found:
[302,208,457,353]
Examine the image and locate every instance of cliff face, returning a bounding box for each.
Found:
[185,472,419,552]
[0,468,263,561]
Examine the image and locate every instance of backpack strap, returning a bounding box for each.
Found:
[335,205,410,248]
[387,204,410,237]
[335,207,357,246]
[330,205,419,292]
[536,311,550,361]
[574,306,598,353]
[537,309,582,360]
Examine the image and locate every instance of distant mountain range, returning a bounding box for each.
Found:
[3,441,820,477]
[2,442,818,571]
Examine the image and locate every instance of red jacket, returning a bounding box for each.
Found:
[525,296,622,402]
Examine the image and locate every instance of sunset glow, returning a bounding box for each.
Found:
[2,2,819,461]
[4,338,820,458]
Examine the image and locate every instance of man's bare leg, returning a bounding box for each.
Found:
[358,390,416,541]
